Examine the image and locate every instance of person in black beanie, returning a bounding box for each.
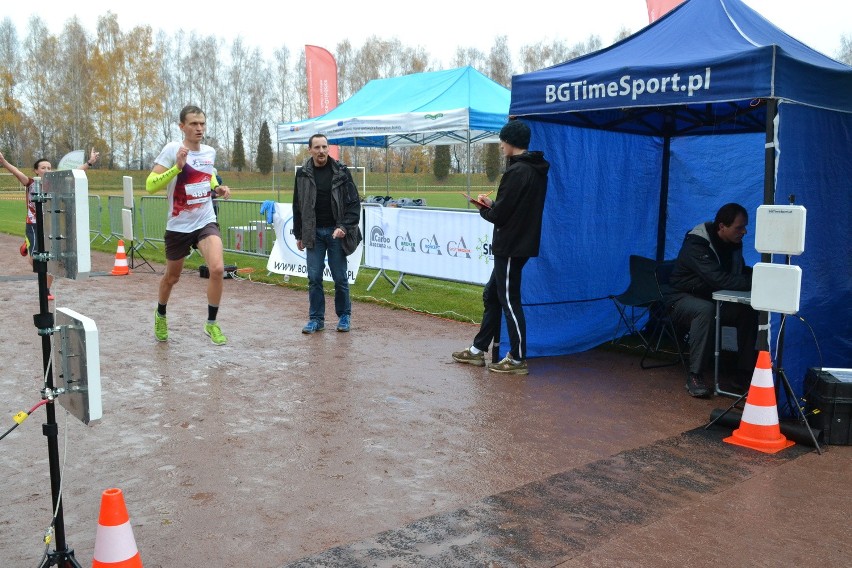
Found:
[452,119,550,375]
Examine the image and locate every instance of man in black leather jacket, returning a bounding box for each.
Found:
[666,203,758,397]
[293,134,361,334]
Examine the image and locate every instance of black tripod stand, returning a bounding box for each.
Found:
[32,188,83,568]
[706,304,822,454]
[128,238,154,272]
[774,313,821,453]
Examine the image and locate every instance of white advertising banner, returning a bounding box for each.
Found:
[278,108,470,144]
[363,205,494,285]
[266,203,363,284]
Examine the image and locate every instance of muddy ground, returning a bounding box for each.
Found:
[1,232,849,567]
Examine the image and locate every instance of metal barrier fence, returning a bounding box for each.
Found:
[135,197,272,257]
[112,196,453,267]
[88,195,104,243]
[106,195,124,244]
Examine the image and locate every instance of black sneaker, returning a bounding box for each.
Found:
[686,373,711,398]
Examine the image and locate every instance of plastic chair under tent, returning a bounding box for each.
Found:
[639,259,688,370]
[610,255,660,349]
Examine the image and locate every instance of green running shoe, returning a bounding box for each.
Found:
[204,322,228,345]
[154,310,168,342]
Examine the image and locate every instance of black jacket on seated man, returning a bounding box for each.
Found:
[665,202,758,398]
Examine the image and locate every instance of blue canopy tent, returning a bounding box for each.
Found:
[277,66,510,147]
[509,0,852,399]
[277,65,510,193]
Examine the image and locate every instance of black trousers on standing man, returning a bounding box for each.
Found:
[472,255,530,361]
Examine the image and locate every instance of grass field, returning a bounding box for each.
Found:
[0,169,490,324]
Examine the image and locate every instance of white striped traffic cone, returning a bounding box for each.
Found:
[724,351,795,454]
[92,488,143,567]
[111,240,130,276]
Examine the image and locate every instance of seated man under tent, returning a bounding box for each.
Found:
[664,203,759,398]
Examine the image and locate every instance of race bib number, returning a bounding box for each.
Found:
[185,181,210,206]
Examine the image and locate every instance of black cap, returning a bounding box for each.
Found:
[499,120,531,149]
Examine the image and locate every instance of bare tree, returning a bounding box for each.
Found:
[225,37,251,168]
[124,25,161,169]
[838,34,852,65]
[21,16,63,158]
[0,19,27,159]
[293,49,308,120]
[519,34,602,73]
[271,46,295,120]
[243,46,270,168]
[92,12,124,168]
[488,35,513,87]
[613,26,633,43]
[154,30,179,151]
[335,40,354,101]
[57,19,95,157]
[452,46,487,70]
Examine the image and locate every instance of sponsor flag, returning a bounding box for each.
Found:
[646,0,684,22]
[305,45,339,159]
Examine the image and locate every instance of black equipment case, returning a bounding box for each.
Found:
[805,368,852,445]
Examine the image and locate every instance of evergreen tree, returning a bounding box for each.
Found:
[256,120,273,174]
[232,127,246,172]
[484,143,501,182]
[433,144,450,181]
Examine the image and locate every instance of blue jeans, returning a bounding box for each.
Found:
[306,226,350,323]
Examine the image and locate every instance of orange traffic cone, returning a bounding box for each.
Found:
[92,488,143,567]
[724,351,795,454]
[111,240,131,276]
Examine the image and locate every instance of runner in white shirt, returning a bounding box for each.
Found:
[146,105,231,345]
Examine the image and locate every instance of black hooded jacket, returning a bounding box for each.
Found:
[481,151,550,258]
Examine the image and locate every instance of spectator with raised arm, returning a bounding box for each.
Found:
[0,148,100,300]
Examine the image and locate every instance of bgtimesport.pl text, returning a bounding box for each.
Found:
[545,67,712,103]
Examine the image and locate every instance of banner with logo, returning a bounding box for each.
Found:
[363,205,493,285]
[646,0,684,22]
[305,44,339,159]
[266,203,362,284]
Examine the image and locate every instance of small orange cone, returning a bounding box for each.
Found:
[111,240,131,276]
[724,351,795,454]
[92,488,143,567]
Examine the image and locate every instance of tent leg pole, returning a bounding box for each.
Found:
[757,98,779,353]
[656,134,672,262]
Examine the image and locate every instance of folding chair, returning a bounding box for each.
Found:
[610,255,660,348]
[639,260,688,370]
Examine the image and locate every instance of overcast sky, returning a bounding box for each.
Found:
[4,1,851,66]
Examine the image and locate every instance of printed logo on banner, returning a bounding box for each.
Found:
[369,226,392,249]
[395,232,416,252]
[447,236,472,259]
[477,234,494,264]
[419,234,442,255]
